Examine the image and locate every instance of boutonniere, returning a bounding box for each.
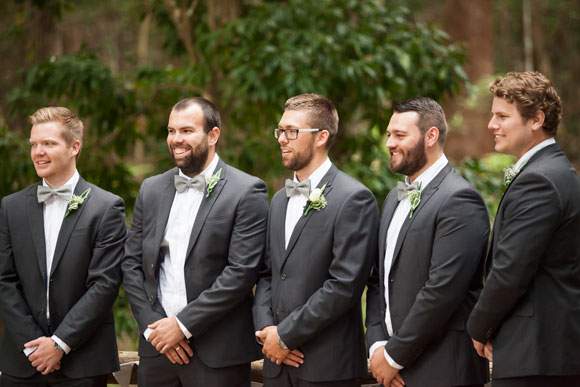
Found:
[407,182,422,219]
[205,168,222,198]
[503,165,520,186]
[65,188,91,217]
[304,182,328,216]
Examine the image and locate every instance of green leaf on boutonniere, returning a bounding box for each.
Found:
[205,168,222,198]
[406,182,422,219]
[304,182,328,216]
[65,188,91,217]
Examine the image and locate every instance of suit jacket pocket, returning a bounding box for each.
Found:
[511,299,534,317]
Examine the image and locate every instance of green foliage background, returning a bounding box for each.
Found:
[0,0,513,348]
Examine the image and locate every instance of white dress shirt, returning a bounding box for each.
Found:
[369,154,448,369]
[514,137,555,171]
[24,171,80,356]
[285,158,332,248]
[144,154,220,341]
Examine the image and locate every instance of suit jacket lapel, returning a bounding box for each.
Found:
[154,169,178,265]
[282,165,339,267]
[271,193,289,265]
[27,183,47,283]
[185,160,227,259]
[379,192,399,264]
[50,178,90,277]
[390,164,452,270]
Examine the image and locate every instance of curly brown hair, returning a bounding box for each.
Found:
[490,71,562,136]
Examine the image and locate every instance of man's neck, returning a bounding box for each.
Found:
[408,150,443,183]
[44,168,77,189]
[295,153,328,182]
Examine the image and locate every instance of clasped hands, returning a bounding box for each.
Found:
[472,338,493,362]
[148,316,193,365]
[255,325,304,368]
[370,345,406,387]
[24,337,63,375]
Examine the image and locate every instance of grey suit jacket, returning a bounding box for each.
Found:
[122,159,267,368]
[253,164,379,382]
[366,164,490,387]
[467,143,580,378]
[0,177,126,378]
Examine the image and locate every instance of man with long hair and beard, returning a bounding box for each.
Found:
[123,97,268,386]
[366,97,490,387]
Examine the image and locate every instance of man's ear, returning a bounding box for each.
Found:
[70,140,81,158]
[530,110,546,132]
[425,126,440,148]
[315,129,330,149]
[208,127,220,146]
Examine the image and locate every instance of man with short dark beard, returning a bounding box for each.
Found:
[366,97,490,387]
[122,97,268,386]
[253,93,379,386]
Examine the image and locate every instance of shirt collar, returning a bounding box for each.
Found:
[514,137,555,171]
[43,170,80,200]
[179,153,220,180]
[405,154,448,189]
[293,157,332,190]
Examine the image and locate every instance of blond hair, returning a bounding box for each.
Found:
[29,107,84,148]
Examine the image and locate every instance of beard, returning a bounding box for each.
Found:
[171,136,209,177]
[282,140,315,172]
[390,135,428,177]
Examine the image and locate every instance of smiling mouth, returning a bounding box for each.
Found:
[172,147,191,155]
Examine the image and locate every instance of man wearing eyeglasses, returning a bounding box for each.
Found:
[254,93,379,386]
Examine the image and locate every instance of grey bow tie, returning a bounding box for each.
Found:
[174,175,206,193]
[285,179,311,197]
[397,181,420,201]
[37,185,73,203]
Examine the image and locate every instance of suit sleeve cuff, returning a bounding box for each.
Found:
[385,348,404,370]
[176,317,192,339]
[51,335,71,354]
[369,340,388,359]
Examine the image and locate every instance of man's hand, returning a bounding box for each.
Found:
[472,338,493,361]
[370,345,404,387]
[164,339,194,365]
[255,326,304,367]
[148,317,185,354]
[24,337,63,375]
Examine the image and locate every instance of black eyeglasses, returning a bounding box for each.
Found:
[274,128,321,140]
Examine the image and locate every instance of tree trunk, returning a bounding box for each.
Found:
[443,0,495,161]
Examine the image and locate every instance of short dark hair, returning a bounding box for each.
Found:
[393,97,447,146]
[284,93,339,149]
[172,97,221,134]
[490,71,562,136]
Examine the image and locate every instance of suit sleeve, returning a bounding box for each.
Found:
[0,197,46,348]
[253,206,275,330]
[365,248,387,351]
[277,188,379,349]
[176,179,268,337]
[467,172,562,343]
[122,181,166,333]
[52,195,127,350]
[387,188,489,367]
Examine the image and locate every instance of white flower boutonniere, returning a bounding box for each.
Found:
[503,165,519,186]
[205,168,222,198]
[406,182,422,219]
[65,188,91,217]
[304,182,328,216]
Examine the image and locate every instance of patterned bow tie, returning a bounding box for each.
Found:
[174,175,206,193]
[285,179,311,197]
[37,185,73,203]
[396,181,420,201]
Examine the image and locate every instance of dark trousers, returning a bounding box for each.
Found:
[492,375,580,387]
[0,372,106,387]
[138,353,250,387]
[263,365,360,387]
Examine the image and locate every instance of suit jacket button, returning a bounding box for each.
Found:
[148,296,154,302]
[281,273,287,280]
[150,264,155,270]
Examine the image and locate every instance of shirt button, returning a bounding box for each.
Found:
[281,273,287,280]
